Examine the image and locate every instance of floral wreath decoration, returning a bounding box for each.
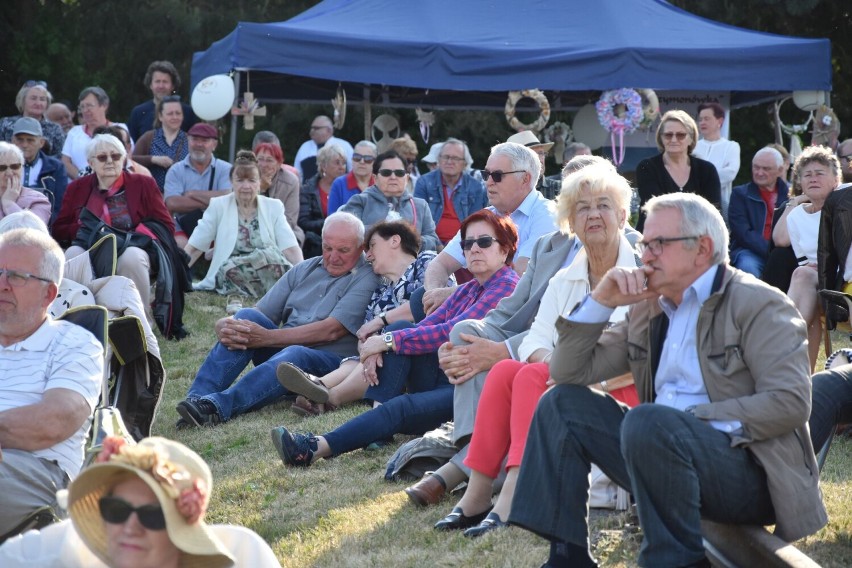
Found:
[544,121,574,164]
[595,88,643,166]
[505,89,551,133]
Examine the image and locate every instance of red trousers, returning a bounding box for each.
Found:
[464,359,639,478]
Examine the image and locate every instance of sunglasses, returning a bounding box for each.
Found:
[99,496,167,531]
[481,169,523,183]
[662,132,688,141]
[378,169,406,178]
[0,163,23,173]
[461,235,498,251]
[24,80,47,88]
[352,153,376,164]
[161,95,181,103]
[95,153,123,163]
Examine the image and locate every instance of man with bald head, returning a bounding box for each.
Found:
[293,115,354,180]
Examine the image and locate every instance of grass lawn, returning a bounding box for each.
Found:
[153,291,852,567]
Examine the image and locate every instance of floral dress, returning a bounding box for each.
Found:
[364,250,436,323]
[215,217,292,298]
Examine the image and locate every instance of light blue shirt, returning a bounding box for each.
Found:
[570,265,742,434]
[444,188,558,267]
[163,156,233,200]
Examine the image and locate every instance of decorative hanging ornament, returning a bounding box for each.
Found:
[637,88,660,132]
[812,104,840,147]
[372,114,401,153]
[543,121,574,165]
[416,108,435,144]
[230,91,266,130]
[332,86,347,130]
[595,88,643,166]
[505,89,551,133]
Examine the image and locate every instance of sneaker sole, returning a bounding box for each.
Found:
[276,362,329,403]
[270,427,301,466]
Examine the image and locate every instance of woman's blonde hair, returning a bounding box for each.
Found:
[556,165,632,234]
[656,109,699,154]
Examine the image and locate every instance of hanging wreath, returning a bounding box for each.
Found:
[595,88,643,167]
[544,121,574,165]
[637,88,660,131]
[505,89,551,133]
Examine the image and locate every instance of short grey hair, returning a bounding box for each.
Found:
[753,147,783,168]
[322,211,365,244]
[0,228,64,284]
[642,193,729,265]
[317,143,347,170]
[0,211,49,234]
[557,164,632,234]
[0,142,25,165]
[86,134,126,162]
[79,86,109,107]
[562,142,591,163]
[441,138,474,170]
[561,155,614,179]
[16,84,53,114]
[252,130,280,148]
[489,142,541,189]
[354,140,377,154]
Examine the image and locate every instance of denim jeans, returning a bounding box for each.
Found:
[732,248,766,278]
[510,385,774,567]
[187,308,343,421]
[810,364,852,449]
[324,382,453,456]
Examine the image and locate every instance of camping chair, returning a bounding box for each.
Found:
[816,289,852,471]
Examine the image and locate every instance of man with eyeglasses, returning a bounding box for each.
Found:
[728,147,789,277]
[293,115,354,181]
[11,117,68,224]
[127,61,196,142]
[836,138,852,183]
[0,228,102,539]
[414,138,487,245]
[511,192,824,568]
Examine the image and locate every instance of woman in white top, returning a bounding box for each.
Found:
[433,164,641,537]
[774,146,841,371]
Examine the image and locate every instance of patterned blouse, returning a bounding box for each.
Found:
[363,250,435,323]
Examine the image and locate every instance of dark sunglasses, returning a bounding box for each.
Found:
[161,95,181,103]
[378,169,406,178]
[0,163,23,172]
[24,80,47,88]
[662,132,688,141]
[99,496,167,530]
[481,169,524,183]
[352,153,376,164]
[95,153,123,163]
[461,235,498,251]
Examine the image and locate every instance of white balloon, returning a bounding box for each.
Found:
[792,91,825,112]
[572,104,608,150]
[191,75,236,121]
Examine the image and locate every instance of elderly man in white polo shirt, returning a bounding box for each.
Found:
[0,228,102,539]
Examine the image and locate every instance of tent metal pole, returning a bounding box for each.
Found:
[363,85,371,140]
[228,71,240,162]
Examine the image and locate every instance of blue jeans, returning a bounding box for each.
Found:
[733,248,766,278]
[324,382,453,456]
[510,385,774,567]
[364,321,447,403]
[810,364,852,449]
[187,308,343,421]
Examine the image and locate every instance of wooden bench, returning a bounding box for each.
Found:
[702,521,821,568]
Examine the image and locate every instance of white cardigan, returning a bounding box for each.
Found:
[189,193,298,290]
[518,234,637,362]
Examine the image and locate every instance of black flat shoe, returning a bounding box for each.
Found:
[463,512,508,538]
[434,506,492,531]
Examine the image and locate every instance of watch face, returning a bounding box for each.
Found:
[383,332,393,343]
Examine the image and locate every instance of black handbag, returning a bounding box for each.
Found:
[72,208,150,256]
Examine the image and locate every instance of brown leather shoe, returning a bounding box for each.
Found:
[404,472,447,506]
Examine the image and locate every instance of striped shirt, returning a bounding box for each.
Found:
[0,318,102,477]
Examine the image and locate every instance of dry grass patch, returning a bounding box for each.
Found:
[152,292,851,566]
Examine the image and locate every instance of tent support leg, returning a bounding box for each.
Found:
[228,71,240,162]
[363,85,371,140]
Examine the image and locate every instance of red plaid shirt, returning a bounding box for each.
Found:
[392,265,519,355]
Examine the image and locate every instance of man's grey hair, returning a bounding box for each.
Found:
[354,140,377,153]
[0,228,64,284]
[753,147,783,168]
[86,134,127,162]
[79,86,110,107]
[563,142,591,163]
[561,155,614,179]
[0,142,25,166]
[322,211,365,244]
[0,211,49,234]
[252,130,280,148]
[642,193,729,265]
[489,142,541,189]
[442,138,474,170]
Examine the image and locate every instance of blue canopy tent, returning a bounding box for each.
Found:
[191,0,831,110]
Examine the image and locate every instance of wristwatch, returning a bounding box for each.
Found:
[379,310,389,325]
[382,332,395,351]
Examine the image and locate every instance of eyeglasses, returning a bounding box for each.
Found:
[310,125,331,131]
[24,80,47,88]
[635,235,700,256]
[78,103,99,112]
[352,153,376,164]
[94,153,123,163]
[0,163,23,173]
[839,155,852,164]
[99,496,167,531]
[461,235,498,251]
[0,268,52,287]
[378,169,406,178]
[481,169,524,183]
[662,132,688,141]
[439,155,465,163]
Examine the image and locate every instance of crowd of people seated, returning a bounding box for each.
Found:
[3,62,852,568]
